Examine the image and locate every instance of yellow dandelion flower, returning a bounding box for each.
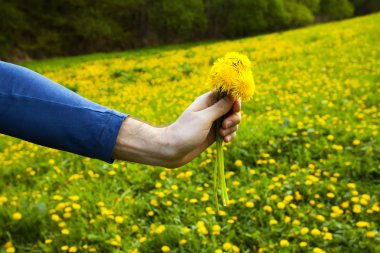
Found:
[323,232,333,240]
[356,221,370,228]
[300,227,309,235]
[208,52,255,101]
[277,202,286,209]
[12,212,22,221]
[212,224,221,235]
[223,242,233,251]
[311,228,321,236]
[6,247,16,253]
[280,240,289,247]
[353,204,362,213]
[161,246,170,252]
[69,246,77,253]
[313,248,326,253]
[264,205,273,213]
[234,160,243,167]
[367,231,377,238]
[61,229,70,235]
[245,201,254,208]
[115,216,124,224]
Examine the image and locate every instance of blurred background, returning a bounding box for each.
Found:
[1,0,379,62]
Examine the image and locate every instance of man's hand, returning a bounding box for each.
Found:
[112,90,241,168]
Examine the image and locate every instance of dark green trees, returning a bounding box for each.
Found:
[0,0,378,59]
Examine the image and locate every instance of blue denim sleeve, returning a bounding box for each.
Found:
[0,61,128,163]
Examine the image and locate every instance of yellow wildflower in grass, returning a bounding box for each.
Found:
[280,240,290,247]
[155,225,166,234]
[61,245,69,251]
[264,205,273,213]
[72,203,81,210]
[6,247,16,253]
[232,245,240,252]
[353,204,362,213]
[201,193,209,202]
[161,246,170,252]
[97,201,105,207]
[115,216,124,224]
[367,231,377,238]
[277,202,286,209]
[292,219,301,226]
[316,214,325,222]
[269,219,278,225]
[61,229,70,235]
[300,227,309,235]
[69,246,77,253]
[353,139,361,145]
[235,160,243,167]
[223,242,233,251]
[197,221,208,235]
[212,224,221,235]
[300,242,308,247]
[323,232,333,240]
[179,239,187,245]
[12,212,22,221]
[356,221,370,228]
[313,248,326,253]
[208,52,255,209]
[109,235,122,247]
[311,228,321,236]
[245,201,254,208]
[341,201,350,209]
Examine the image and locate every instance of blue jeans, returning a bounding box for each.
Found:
[0,61,128,163]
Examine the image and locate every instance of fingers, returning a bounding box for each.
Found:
[223,132,236,143]
[187,90,218,112]
[232,99,241,114]
[220,99,241,142]
[220,125,237,136]
[222,112,241,129]
[201,94,234,121]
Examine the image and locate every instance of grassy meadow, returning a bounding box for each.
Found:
[1,13,380,253]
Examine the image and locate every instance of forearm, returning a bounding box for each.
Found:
[112,117,179,167]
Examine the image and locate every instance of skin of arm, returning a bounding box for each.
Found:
[112,90,241,168]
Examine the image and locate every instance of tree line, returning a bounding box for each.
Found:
[0,0,379,60]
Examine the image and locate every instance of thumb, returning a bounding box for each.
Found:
[201,95,234,122]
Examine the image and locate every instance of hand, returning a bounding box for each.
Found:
[112,90,242,168]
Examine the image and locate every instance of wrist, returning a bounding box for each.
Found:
[112,117,181,168]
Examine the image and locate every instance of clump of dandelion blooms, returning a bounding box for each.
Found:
[207,52,255,210]
[208,52,255,101]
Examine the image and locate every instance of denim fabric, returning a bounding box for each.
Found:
[0,61,128,163]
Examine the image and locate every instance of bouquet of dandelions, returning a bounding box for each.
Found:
[207,52,255,210]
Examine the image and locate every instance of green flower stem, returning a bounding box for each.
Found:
[214,92,229,210]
